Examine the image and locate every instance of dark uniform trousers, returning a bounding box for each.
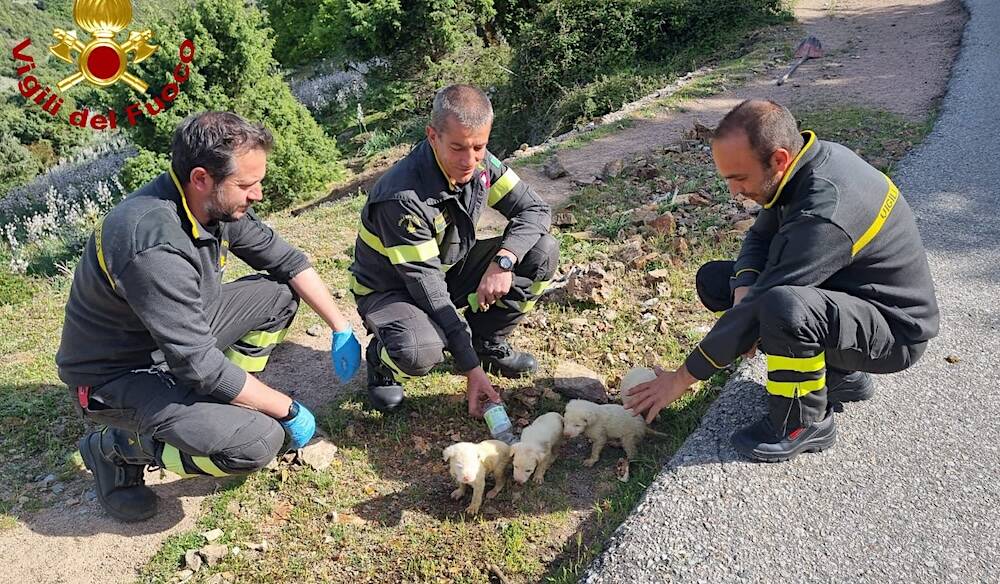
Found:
[357,234,559,379]
[696,261,927,430]
[79,275,298,478]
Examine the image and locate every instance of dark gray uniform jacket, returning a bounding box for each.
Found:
[56,171,310,402]
[348,140,551,371]
[685,131,940,380]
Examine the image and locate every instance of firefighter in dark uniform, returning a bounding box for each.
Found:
[626,100,939,462]
[349,84,559,415]
[56,112,361,522]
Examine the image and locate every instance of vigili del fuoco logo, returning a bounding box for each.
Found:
[11,0,196,130]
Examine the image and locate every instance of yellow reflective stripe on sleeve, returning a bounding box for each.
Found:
[767,352,826,373]
[764,131,816,209]
[349,274,375,296]
[94,219,116,290]
[528,280,551,295]
[852,175,900,257]
[380,346,412,381]
[697,344,724,369]
[766,376,827,398]
[440,263,455,273]
[191,455,229,477]
[734,268,760,278]
[239,328,289,348]
[386,239,439,264]
[169,167,200,239]
[358,222,439,265]
[488,168,521,207]
[224,348,269,372]
[161,444,197,478]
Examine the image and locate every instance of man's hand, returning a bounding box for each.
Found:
[475,250,516,310]
[733,286,750,306]
[465,366,501,417]
[624,365,697,424]
[278,400,316,450]
[330,325,361,383]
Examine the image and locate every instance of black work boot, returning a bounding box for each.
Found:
[78,427,158,522]
[827,370,875,408]
[474,338,537,378]
[732,410,837,463]
[366,341,404,412]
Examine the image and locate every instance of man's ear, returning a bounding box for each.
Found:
[770,148,793,174]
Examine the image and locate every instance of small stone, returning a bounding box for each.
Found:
[201,528,224,543]
[39,474,57,489]
[571,176,597,187]
[602,159,625,180]
[50,482,65,495]
[542,156,569,179]
[554,361,609,403]
[306,324,324,337]
[945,354,961,364]
[552,211,577,226]
[185,549,203,572]
[299,438,339,471]
[647,212,676,236]
[175,569,194,581]
[199,544,228,567]
[646,269,671,283]
[567,318,589,328]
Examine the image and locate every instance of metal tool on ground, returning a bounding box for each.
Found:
[777,36,824,86]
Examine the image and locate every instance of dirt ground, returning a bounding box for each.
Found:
[0,1,965,582]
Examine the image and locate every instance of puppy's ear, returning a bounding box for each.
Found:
[442,445,455,462]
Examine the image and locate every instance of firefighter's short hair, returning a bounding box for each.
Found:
[431,84,493,132]
[171,111,274,185]
[713,99,804,167]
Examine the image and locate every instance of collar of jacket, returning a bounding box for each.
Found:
[166,168,215,241]
[415,140,466,206]
[763,130,819,209]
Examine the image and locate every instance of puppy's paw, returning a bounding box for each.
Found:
[465,502,481,515]
[582,458,598,467]
[486,487,501,500]
[450,487,465,500]
[532,473,545,485]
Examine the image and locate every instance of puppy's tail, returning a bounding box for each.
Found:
[644,427,671,439]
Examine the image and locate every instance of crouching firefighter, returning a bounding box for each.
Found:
[349,84,559,416]
[56,112,362,522]
[625,99,939,462]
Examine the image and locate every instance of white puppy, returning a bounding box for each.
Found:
[510,412,563,484]
[563,399,665,466]
[442,440,512,514]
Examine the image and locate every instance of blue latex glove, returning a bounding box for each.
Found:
[279,400,316,450]
[331,326,361,383]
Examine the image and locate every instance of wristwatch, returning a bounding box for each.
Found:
[492,254,515,271]
[280,400,299,422]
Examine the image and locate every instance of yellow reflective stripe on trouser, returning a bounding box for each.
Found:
[488,168,520,207]
[380,346,412,382]
[239,328,289,348]
[358,222,439,265]
[224,348,270,372]
[502,279,551,313]
[852,175,900,257]
[161,444,197,478]
[767,376,827,398]
[349,274,374,296]
[191,455,229,477]
[528,279,551,295]
[94,219,116,290]
[767,352,826,373]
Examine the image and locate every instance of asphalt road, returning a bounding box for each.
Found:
[582,1,1000,581]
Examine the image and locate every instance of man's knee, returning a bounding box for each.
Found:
[519,234,560,280]
[383,338,445,377]
[211,412,284,474]
[757,286,813,334]
[696,260,735,311]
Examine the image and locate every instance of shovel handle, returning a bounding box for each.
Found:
[777,56,808,86]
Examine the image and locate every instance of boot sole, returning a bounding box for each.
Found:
[78,435,157,523]
[738,426,839,463]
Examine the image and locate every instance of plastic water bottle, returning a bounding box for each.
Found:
[483,401,518,445]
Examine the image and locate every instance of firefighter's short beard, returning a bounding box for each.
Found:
[205,183,244,223]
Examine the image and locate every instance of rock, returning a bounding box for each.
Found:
[602,159,625,180]
[306,324,324,337]
[572,176,598,187]
[201,528,224,543]
[175,569,194,582]
[689,120,715,142]
[519,143,529,151]
[688,193,713,207]
[672,193,694,206]
[542,156,568,179]
[945,354,961,364]
[646,268,671,284]
[205,573,234,584]
[567,317,589,328]
[562,264,614,305]
[199,544,228,567]
[631,164,660,180]
[50,482,65,495]
[628,252,660,270]
[299,438,339,471]
[732,218,755,233]
[39,474,57,489]
[672,237,690,257]
[552,211,578,227]
[185,549,203,572]
[554,361,609,403]
[647,212,676,236]
[630,204,659,225]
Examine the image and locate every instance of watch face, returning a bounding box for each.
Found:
[496,255,514,270]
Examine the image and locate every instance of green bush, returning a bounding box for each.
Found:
[120,149,170,193]
[107,0,344,212]
[0,134,42,197]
